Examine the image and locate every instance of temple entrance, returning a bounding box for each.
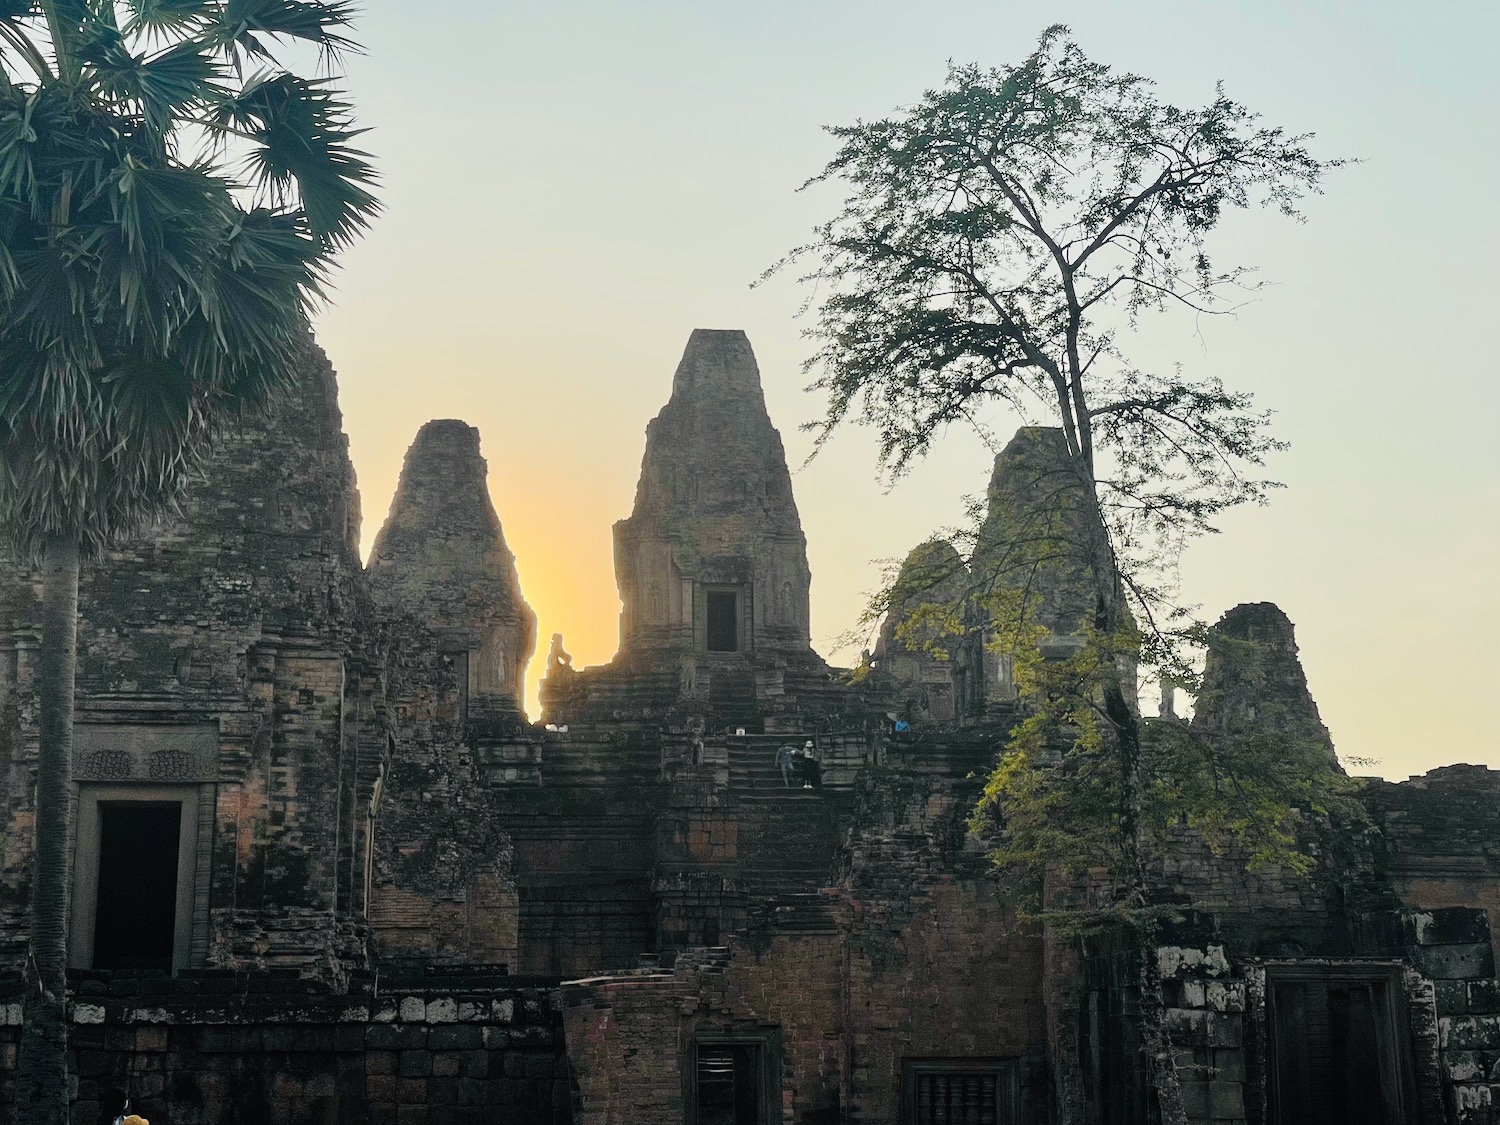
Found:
[1268,968,1414,1125]
[92,802,181,970]
[696,1044,759,1125]
[706,590,739,652]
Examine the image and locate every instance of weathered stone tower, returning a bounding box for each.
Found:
[0,343,372,976]
[544,329,839,731]
[368,419,535,714]
[613,328,812,659]
[1193,601,1338,762]
[872,539,975,721]
[975,426,1100,640]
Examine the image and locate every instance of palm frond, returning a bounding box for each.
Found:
[221,71,376,247]
[217,0,358,67]
[123,0,215,36]
[0,0,375,558]
[0,6,52,82]
[132,39,224,131]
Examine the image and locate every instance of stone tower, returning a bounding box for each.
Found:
[368,420,536,712]
[613,329,812,659]
[0,343,375,974]
[971,426,1139,710]
[873,539,974,721]
[1192,602,1337,765]
[976,426,1100,640]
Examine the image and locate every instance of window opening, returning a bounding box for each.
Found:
[696,1044,759,1125]
[706,591,738,652]
[903,1059,1019,1125]
[92,802,181,970]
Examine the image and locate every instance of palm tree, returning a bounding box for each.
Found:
[0,3,378,1117]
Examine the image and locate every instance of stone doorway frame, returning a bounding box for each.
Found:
[1258,961,1420,1125]
[70,783,204,973]
[683,1025,782,1125]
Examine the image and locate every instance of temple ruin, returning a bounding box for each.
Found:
[1,329,1498,1124]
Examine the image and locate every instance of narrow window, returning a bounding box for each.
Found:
[696,1044,759,1125]
[902,1059,1019,1125]
[92,803,181,970]
[706,591,738,652]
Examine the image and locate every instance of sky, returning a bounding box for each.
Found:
[311,0,1499,782]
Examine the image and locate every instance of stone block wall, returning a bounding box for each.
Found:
[561,968,690,1125]
[1412,907,1500,1123]
[0,969,571,1125]
[1158,945,1250,1125]
[1149,928,1490,1125]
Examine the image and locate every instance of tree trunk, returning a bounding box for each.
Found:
[16,533,79,1124]
[1139,936,1189,1125]
[1104,678,1189,1125]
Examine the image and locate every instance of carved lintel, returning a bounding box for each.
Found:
[73,723,219,783]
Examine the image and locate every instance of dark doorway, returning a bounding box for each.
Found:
[1269,974,1410,1125]
[1081,988,1149,1125]
[706,591,738,652]
[697,1044,759,1125]
[93,803,181,970]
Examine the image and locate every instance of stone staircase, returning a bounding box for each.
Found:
[705,664,763,734]
[726,735,848,791]
[754,892,840,936]
[722,736,854,897]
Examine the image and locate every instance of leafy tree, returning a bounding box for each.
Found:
[0,2,377,1116]
[773,26,1349,1123]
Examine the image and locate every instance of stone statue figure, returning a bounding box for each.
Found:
[995,652,1017,701]
[368,762,386,819]
[547,633,573,675]
[678,651,698,695]
[953,640,972,716]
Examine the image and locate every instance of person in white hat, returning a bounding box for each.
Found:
[800,740,821,788]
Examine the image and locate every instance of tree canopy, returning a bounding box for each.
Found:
[779,29,1350,1122]
[775,24,1343,656]
[0,0,379,560]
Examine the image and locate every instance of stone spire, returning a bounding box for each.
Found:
[974,426,1100,640]
[876,539,968,660]
[613,329,811,657]
[369,420,535,709]
[873,539,975,721]
[1191,602,1336,763]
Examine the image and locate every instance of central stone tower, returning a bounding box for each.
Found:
[543,329,841,730]
[612,329,812,659]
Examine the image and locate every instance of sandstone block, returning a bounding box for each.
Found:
[1417,943,1496,981]
[1444,1015,1500,1051]
[1413,907,1491,947]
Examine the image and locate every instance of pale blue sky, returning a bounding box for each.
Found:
[314,0,1500,779]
